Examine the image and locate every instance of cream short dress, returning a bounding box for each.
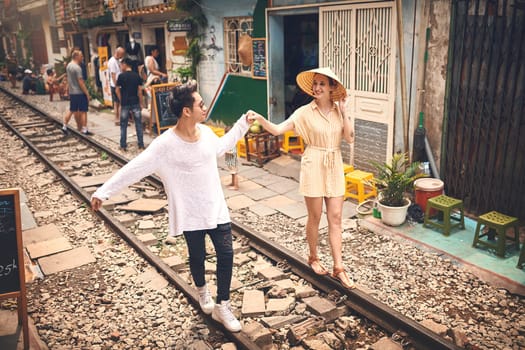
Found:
[289,101,345,198]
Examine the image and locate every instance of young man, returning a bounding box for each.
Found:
[115,58,144,151]
[62,50,91,135]
[91,81,255,332]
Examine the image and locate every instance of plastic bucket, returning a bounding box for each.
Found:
[414,178,444,216]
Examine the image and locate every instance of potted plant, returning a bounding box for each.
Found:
[371,153,426,226]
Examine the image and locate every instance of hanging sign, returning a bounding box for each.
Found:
[251,38,267,80]
[167,19,192,32]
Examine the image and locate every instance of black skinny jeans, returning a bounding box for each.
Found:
[183,223,233,303]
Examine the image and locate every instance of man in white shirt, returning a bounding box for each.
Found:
[91,81,256,333]
[108,46,125,125]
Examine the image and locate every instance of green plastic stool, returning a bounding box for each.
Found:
[472,211,520,258]
[423,195,465,236]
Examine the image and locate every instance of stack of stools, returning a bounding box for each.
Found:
[423,194,465,236]
[281,130,304,154]
[472,211,520,258]
[344,169,377,203]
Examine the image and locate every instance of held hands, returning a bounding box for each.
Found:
[91,197,102,211]
[245,110,265,125]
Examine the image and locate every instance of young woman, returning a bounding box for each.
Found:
[250,67,355,289]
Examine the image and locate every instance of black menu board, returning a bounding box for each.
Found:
[251,38,267,80]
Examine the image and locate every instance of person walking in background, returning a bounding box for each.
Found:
[62,50,91,135]
[115,58,144,151]
[108,46,125,126]
[91,80,255,332]
[249,67,356,289]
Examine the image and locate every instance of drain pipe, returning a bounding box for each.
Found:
[425,136,440,179]
[416,21,441,179]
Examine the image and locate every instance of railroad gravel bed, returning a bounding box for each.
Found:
[1,89,524,350]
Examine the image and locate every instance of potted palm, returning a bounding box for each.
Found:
[371,153,426,226]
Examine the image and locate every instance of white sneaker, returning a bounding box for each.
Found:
[197,285,214,315]
[212,300,241,332]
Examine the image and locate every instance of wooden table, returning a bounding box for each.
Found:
[244,131,280,167]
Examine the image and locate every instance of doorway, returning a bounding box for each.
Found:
[283,14,318,118]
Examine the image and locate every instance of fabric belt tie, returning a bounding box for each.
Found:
[307,145,340,169]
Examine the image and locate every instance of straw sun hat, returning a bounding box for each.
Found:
[296,67,347,100]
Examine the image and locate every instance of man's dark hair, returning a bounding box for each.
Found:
[46,68,53,75]
[121,57,133,66]
[169,81,198,118]
[147,45,159,55]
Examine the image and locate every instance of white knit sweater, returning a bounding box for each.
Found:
[92,116,249,237]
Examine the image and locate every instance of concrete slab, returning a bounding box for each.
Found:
[226,194,256,211]
[241,289,265,317]
[248,203,277,217]
[265,178,299,194]
[23,224,62,245]
[243,187,278,201]
[162,255,185,270]
[137,233,158,246]
[260,195,297,210]
[26,237,72,259]
[118,198,168,213]
[237,166,268,179]
[266,297,296,314]
[104,188,141,206]
[251,173,282,186]
[71,173,115,188]
[276,204,308,220]
[19,202,37,231]
[38,246,96,275]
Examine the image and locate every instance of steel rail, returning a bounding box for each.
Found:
[0,93,260,350]
[1,89,461,349]
[232,212,461,350]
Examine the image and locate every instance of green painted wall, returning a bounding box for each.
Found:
[208,74,268,125]
[206,0,268,126]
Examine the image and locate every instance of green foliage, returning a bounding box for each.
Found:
[371,153,426,207]
[101,151,108,161]
[85,77,103,102]
[172,0,207,80]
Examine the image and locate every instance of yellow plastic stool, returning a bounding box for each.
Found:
[343,164,354,175]
[236,139,250,158]
[209,126,225,137]
[344,170,377,203]
[472,211,520,258]
[281,131,304,154]
[424,195,465,236]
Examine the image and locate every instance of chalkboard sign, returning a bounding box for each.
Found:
[0,189,22,295]
[0,188,28,349]
[151,82,181,135]
[251,38,267,80]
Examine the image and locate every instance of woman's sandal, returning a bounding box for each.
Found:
[332,267,356,289]
[308,255,329,275]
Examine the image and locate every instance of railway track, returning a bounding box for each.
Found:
[0,86,462,350]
